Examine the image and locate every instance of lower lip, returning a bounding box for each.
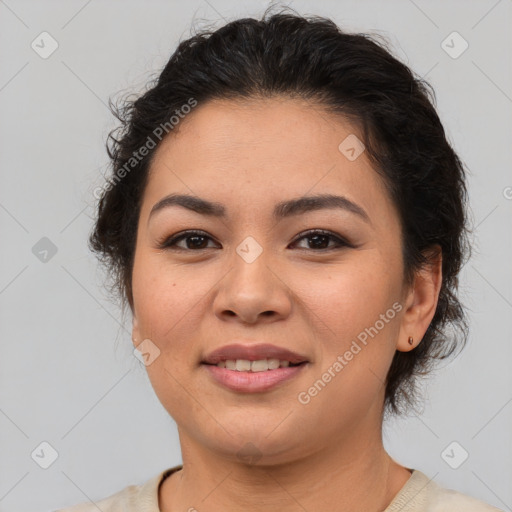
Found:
[202,363,307,393]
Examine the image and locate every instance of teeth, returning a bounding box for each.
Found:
[245,359,265,372]
[267,358,281,370]
[216,358,296,371]
[235,359,251,371]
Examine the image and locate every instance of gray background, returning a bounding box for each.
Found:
[0,0,511,511]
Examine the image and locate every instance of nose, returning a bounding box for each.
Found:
[213,243,292,325]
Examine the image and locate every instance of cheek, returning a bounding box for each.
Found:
[132,251,211,334]
[293,266,401,423]
[131,258,211,418]
[301,259,398,333]
[299,256,402,389]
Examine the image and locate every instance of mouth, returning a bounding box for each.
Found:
[202,361,308,393]
[201,342,309,367]
[200,343,309,393]
[202,359,307,371]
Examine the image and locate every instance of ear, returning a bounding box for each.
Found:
[397,245,443,352]
[132,313,141,348]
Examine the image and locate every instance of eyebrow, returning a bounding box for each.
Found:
[148,193,371,225]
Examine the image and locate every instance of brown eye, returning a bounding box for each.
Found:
[291,229,352,251]
[158,230,219,251]
[158,229,352,252]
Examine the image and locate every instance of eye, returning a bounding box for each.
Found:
[157,229,352,252]
[290,229,352,251]
[157,230,219,251]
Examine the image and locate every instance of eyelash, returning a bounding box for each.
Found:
[157,229,353,252]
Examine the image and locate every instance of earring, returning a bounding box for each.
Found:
[408,336,414,345]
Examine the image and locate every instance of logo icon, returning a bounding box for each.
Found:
[236,442,263,464]
[338,134,365,161]
[31,32,59,59]
[441,441,469,469]
[133,339,161,366]
[236,236,263,263]
[31,441,59,469]
[32,237,58,263]
[441,32,468,59]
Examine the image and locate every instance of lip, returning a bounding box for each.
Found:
[202,363,308,393]
[202,343,309,365]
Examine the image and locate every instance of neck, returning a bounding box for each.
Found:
[159,415,411,512]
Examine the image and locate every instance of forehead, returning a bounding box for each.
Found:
[142,97,397,227]
[151,96,362,172]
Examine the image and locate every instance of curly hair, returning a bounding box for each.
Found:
[88,8,471,416]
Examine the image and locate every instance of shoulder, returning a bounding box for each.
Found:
[53,482,146,512]
[385,469,504,512]
[53,466,181,512]
[426,481,503,512]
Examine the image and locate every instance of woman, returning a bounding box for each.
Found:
[58,10,502,512]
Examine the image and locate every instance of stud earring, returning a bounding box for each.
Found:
[408,336,414,345]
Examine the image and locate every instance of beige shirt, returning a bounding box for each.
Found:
[55,465,503,511]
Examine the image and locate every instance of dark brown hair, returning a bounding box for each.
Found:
[88,9,471,416]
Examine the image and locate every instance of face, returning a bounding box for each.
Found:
[131,97,420,464]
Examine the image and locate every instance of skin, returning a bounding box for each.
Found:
[130,96,442,512]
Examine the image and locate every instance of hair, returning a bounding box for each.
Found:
[88,7,471,416]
